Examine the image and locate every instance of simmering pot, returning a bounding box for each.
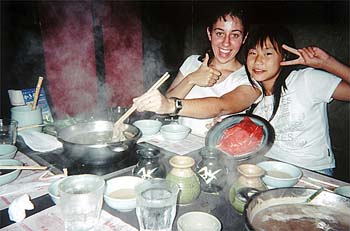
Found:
[57,120,141,165]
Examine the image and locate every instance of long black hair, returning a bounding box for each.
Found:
[244,25,298,121]
[198,7,249,64]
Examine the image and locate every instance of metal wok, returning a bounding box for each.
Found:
[244,187,350,231]
[57,120,141,165]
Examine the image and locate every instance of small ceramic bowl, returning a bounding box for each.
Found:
[104,176,143,212]
[0,144,17,159]
[48,178,65,205]
[160,124,191,141]
[133,119,162,136]
[257,161,302,188]
[0,159,22,186]
[334,186,350,198]
[177,211,222,231]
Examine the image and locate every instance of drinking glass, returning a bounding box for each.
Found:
[0,119,18,144]
[135,179,179,231]
[58,174,105,231]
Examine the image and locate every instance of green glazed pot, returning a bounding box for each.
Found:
[166,155,200,205]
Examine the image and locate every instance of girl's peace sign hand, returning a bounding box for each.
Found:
[280,44,332,69]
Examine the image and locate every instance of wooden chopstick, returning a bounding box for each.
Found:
[114,72,170,127]
[17,124,45,131]
[32,76,44,110]
[0,165,48,170]
[305,176,339,188]
[299,179,332,192]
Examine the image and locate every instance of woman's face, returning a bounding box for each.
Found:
[207,15,245,64]
[246,38,283,93]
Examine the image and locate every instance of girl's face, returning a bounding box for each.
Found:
[207,15,245,64]
[246,38,283,93]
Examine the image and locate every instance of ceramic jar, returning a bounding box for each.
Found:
[132,144,166,179]
[229,164,266,214]
[166,155,200,205]
[195,147,227,194]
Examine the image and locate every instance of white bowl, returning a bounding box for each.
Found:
[334,186,350,198]
[48,178,65,205]
[0,144,17,159]
[177,211,221,231]
[104,176,143,212]
[160,124,191,141]
[0,159,22,186]
[257,161,302,188]
[133,119,162,136]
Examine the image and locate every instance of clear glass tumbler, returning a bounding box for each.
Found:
[0,119,18,144]
[58,174,105,231]
[135,179,179,231]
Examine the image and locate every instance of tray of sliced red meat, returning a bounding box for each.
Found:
[206,114,275,160]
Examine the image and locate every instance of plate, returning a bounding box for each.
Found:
[205,114,275,160]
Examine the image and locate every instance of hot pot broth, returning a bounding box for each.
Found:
[66,127,134,145]
[251,203,350,231]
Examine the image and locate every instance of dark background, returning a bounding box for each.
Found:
[1,1,349,181]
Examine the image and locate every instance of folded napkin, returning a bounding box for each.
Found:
[8,194,34,223]
[19,130,63,152]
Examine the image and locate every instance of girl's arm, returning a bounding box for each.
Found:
[281,45,350,101]
[281,45,350,84]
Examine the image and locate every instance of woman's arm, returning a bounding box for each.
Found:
[133,85,261,118]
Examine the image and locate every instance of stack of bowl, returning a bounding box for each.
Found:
[0,144,22,186]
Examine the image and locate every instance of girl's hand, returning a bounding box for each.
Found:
[188,53,222,87]
[281,44,331,69]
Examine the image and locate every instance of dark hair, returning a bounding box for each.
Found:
[199,8,249,63]
[243,25,297,121]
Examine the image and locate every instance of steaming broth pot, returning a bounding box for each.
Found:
[57,120,141,165]
[244,187,350,231]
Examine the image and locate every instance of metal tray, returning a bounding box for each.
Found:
[205,114,275,161]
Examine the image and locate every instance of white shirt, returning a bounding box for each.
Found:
[178,55,252,137]
[253,67,341,171]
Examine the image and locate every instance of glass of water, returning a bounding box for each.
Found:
[59,174,105,231]
[135,179,179,231]
[0,119,18,144]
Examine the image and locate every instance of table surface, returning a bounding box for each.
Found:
[1,140,349,230]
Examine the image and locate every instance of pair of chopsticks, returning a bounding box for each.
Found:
[113,72,171,127]
[0,165,48,170]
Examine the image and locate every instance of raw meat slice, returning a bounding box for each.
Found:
[217,116,263,156]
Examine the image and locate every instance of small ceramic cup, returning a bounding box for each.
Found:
[177,211,222,231]
[11,105,43,132]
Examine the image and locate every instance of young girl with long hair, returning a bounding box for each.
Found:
[244,25,350,175]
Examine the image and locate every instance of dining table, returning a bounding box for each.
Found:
[0,131,349,231]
